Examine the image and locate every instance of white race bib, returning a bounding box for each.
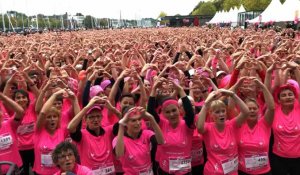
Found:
[191,148,203,161]
[245,153,268,171]
[0,134,13,150]
[169,157,191,172]
[93,165,115,175]
[221,156,238,174]
[17,122,35,135]
[41,154,54,167]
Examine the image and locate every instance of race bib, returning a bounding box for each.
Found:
[221,156,238,174]
[17,122,35,135]
[245,153,268,171]
[191,148,203,162]
[0,134,13,150]
[169,157,191,172]
[139,168,153,175]
[93,165,115,175]
[41,153,54,167]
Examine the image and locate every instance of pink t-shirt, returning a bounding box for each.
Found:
[0,102,10,121]
[76,126,115,174]
[0,118,23,173]
[16,103,37,150]
[191,116,204,167]
[272,101,300,158]
[156,118,194,175]
[203,118,238,175]
[53,164,93,175]
[191,129,204,167]
[33,128,68,175]
[237,117,271,174]
[112,129,154,175]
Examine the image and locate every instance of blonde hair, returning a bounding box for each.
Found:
[209,100,226,112]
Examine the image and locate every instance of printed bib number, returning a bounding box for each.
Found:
[41,154,54,167]
[17,122,34,135]
[169,157,191,172]
[191,148,203,161]
[221,156,238,174]
[93,165,115,175]
[0,134,13,150]
[245,153,268,171]
[139,168,153,175]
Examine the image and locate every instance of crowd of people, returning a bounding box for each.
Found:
[0,26,300,175]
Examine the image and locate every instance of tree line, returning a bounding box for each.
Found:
[190,0,286,16]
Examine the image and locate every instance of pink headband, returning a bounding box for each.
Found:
[162,99,178,109]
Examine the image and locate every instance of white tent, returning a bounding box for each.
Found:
[208,10,226,24]
[239,5,246,13]
[207,11,220,24]
[249,0,283,23]
[277,0,300,22]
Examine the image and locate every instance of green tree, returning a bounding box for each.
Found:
[99,18,108,28]
[191,1,205,14]
[212,0,225,11]
[192,2,217,16]
[158,11,167,19]
[83,15,93,28]
[223,0,241,11]
[242,0,270,11]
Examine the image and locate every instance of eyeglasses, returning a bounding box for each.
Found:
[58,152,74,160]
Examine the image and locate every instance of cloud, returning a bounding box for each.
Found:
[0,0,201,19]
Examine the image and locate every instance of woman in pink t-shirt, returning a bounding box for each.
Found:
[0,92,24,174]
[270,83,300,175]
[236,78,275,175]
[265,61,300,175]
[33,89,79,175]
[197,89,250,175]
[11,89,37,175]
[68,96,121,174]
[113,106,164,175]
[52,141,93,175]
[147,78,195,175]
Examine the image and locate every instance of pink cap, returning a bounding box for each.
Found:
[100,80,112,90]
[287,79,299,91]
[86,105,103,115]
[89,85,103,99]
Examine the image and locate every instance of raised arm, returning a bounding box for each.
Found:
[140,108,164,144]
[171,79,194,127]
[0,92,24,121]
[254,78,275,125]
[68,96,100,134]
[197,91,216,134]
[108,69,130,106]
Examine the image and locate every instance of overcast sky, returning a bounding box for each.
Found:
[0,0,204,19]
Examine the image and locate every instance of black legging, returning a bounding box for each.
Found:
[19,149,34,175]
[270,153,300,175]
